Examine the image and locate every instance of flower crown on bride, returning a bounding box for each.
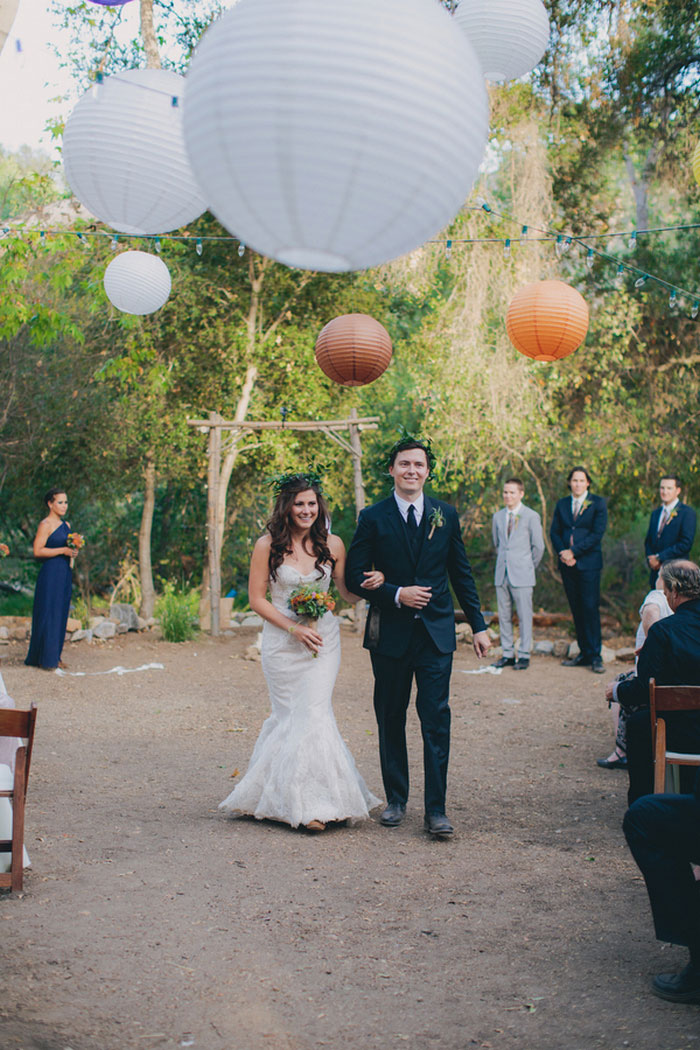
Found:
[269,466,326,497]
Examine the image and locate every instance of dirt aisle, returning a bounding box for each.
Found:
[1,628,698,1050]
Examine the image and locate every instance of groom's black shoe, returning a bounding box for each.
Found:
[380,803,406,827]
[424,813,454,837]
[561,654,591,667]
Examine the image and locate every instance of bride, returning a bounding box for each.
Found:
[219,470,382,832]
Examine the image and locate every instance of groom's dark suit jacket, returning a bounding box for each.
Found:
[345,495,486,658]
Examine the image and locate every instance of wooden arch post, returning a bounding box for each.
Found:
[188,409,379,635]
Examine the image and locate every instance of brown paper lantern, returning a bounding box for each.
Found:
[315,313,393,386]
[506,280,589,362]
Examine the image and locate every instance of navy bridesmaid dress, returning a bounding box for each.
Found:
[25,521,73,670]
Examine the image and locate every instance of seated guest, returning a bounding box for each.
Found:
[606,560,700,804]
[597,576,673,770]
[623,780,700,1003]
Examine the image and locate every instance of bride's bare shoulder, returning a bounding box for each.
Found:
[254,533,272,551]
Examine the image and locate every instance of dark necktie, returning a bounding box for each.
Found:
[658,508,669,535]
[507,512,514,537]
[407,504,419,550]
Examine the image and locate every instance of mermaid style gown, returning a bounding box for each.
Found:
[219,564,380,827]
[25,522,72,670]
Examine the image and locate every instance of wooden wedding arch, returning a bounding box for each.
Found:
[187,408,379,635]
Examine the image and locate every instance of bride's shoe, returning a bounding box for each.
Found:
[305,820,326,832]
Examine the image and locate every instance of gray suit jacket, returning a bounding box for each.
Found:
[492,504,545,588]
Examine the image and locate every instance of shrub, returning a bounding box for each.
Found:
[156,582,199,643]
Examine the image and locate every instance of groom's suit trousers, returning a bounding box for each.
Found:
[370,618,453,816]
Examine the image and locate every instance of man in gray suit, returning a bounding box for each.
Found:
[491,477,545,670]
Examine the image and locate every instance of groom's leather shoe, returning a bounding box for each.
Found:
[652,963,700,1003]
[424,813,454,837]
[591,657,605,674]
[380,803,406,827]
[492,656,515,668]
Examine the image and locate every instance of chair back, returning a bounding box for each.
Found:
[649,680,700,793]
[0,705,37,799]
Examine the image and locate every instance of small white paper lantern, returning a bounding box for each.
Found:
[63,69,207,235]
[103,251,172,315]
[454,0,550,82]
[183,0,489,273]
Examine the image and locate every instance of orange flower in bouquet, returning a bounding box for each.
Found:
[0,543,9,558]
[67,532,85,553]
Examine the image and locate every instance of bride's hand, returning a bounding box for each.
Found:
[361,570,385,590]
[290,622,323,655]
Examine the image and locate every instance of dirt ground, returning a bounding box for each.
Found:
[1,624,699,1050]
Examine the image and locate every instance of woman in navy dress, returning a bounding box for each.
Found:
[25,488,76,670]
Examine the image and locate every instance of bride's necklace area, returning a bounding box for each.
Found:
[285,534,317,573]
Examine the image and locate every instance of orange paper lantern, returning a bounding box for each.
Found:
[506,279,589,362]
[315,313,393,386]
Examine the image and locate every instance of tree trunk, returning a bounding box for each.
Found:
[140,0,162,69]
[139,456,156,618]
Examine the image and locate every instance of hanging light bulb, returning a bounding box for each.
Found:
[692,301,699,320]
[554,234,563,257]
[585,248,594,271]
[445,239,452,260]
[614,264,624,288]
[154,236,161,254]
[111,234,119,251]
[634,274,647,288]
[628,231,637,250]
[669,290,678,310]
[195,238,203,256]
[562,236,572,255]
[238,243,245,257]
[503,238,511,258]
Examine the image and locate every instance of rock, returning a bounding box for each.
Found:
[615,646,637,663]
[66,617,81,633]
[567,641,580,659]
[534,640,554,655]
[89,616,106,629]
[240,614,264,628]
[601,645,616,664]
[116,623,129,634]
[0,637,8,646]
[552,639,569,658]
[70,629,93,643]
[9,626,28,641]
[136,617,149,631]
[0,626,8,640]
[243,644,261,662]
[93,621,116,639]
[109,603,140,630]
[487,627,500,643]
[338,608,354,621]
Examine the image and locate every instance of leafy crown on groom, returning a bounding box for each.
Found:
[345,435,490,838]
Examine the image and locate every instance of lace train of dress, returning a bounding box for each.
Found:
[219,565,380,827]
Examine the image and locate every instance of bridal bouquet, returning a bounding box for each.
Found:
[67,532,85,553]
[288,585,335,620]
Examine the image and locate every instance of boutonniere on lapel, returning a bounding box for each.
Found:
[669,508,678,521]
[580,498,591,513]
[428,507,445,540]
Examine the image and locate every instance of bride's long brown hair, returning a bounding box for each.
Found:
[268,479,335,581]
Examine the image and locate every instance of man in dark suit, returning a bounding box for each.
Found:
[345,437,490,838]
[623,782,700,1004]
[550,466,608,673]
[610,560,700,803]
[644,474,696,588]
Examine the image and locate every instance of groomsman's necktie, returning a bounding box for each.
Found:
[507,511,515,537]
[658,507,669,534]
[572,500,581,520]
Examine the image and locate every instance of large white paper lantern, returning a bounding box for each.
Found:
[0,0,19,56]
[183,0,489,273]
[103,252,172,315]
[454,0,550,82]
[63,69,207,235]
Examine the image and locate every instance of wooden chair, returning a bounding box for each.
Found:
[650,679,700,794]
[0,703,37,892]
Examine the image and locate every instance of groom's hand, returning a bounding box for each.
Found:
[399,585,432,608]
[472,630,491,658]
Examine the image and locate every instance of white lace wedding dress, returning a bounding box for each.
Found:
[219,564,380,827]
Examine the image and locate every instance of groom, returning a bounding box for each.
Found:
[346,437,490,837]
